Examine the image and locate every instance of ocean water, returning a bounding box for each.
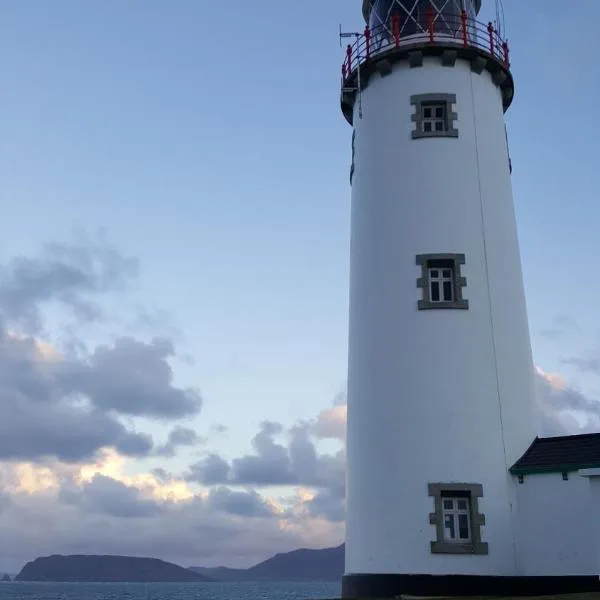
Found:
[0,581,340,600]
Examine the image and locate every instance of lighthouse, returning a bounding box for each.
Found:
[341,0,541,596]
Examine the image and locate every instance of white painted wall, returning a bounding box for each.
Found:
[345,56,538,576]
[515,472,595,576]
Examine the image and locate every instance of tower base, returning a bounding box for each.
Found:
[342,574,600,598]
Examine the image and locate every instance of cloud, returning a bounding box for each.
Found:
[536,367,600,434]
[183,420,347,525]
[0,237,138,333]
[206,487,277,518]
[60,475,164,518]
[0,239,201,463]
[56,337,202,420]
[540,314,580,340]
[560,357,600,375]
[186,454,231,486]
[0,457,343,573]
[313,405,347,441]
[155,427,204,458]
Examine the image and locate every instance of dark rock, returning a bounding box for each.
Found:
[15,555,209,583]
[189,544,344,582]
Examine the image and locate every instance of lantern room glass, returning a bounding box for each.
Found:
[369,0,478,43]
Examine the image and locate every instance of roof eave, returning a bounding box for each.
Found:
[510,462,600,476]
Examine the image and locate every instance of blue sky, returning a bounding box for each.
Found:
[0,0,599,573]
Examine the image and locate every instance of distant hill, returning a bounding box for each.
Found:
[1,574,11,582]
[15,555,210,583]
[189,544,344,582]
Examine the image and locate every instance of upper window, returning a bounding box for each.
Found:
[411,94,458,139]
[428,483,488,555]
[428,262,454,303]
[416,254,468,310]
[421,102,447,134]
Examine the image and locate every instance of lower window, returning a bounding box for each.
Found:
[442,494,472,542]
[428,483,488,555]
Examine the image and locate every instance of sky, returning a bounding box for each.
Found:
[0,0,599,575]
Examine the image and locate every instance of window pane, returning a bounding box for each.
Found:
[423,107,432,119]
[444,514,456,540]
[442,269,452,278]
[423,121,432,132]
[430,269,439,279]
[457,499,468,511]
[443,281,453,301]
[443,499,453,510]
[458,514,470,540]
[431,281,440,302]
[435,120,445,132]
[435,106,445,119]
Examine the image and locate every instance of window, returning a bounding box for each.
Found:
[442,495,471,542]
[411,94,458,139]
[428,263,454,303]
[416,254,468,310]
[428,483,488,555]
[422,103,447,134]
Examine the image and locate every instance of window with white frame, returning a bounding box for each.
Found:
[428,483,488,555]
[441,495,471,543]
[411,94,458,139]
[416,253,468,310]
[421,102,447,134]
[428,263,454,303]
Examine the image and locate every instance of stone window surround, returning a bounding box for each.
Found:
[428,483,488,555]
[411,93,458,139]
[416,253,468,310]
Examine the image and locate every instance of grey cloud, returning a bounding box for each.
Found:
[536,372,600,434]
[541,314,580,340]
[305,490,345,523]
[0,239,203,462]
[0,239,138,333]
[56,337,202,419]
[186,454,231,485]
[151,468,173,482]
[185,422,346,502]
[156,427,204,458]
[231,422,296,485]
[0,329,153,462]
[60,475,163,518]
[206,487,276,518]
[0,478,342,575]
[0,400,152,462]
[560,357,600,375]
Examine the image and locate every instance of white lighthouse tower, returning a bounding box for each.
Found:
[341,1,539,596]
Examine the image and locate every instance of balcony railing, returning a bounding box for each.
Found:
[341,10,510,82]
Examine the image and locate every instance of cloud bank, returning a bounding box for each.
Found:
[1,239,600,574]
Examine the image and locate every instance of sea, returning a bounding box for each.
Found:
[0,581,340,600]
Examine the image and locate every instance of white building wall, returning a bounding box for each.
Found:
[345,57,537,576]
[515,473,594,576]
[588,477,600,575]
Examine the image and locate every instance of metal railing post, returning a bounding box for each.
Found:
[364,25,371,60]
[461,10,468,47]
[392,14,400,47]
[346,44,353,75]
[427,7,435,42]
[502,41,510,68]
[487,22,495,57]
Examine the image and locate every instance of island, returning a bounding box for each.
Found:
[189,544,344,582]
[15,555,210,583]
[1,574,10,582]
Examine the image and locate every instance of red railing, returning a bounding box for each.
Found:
[341,11,510,82]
